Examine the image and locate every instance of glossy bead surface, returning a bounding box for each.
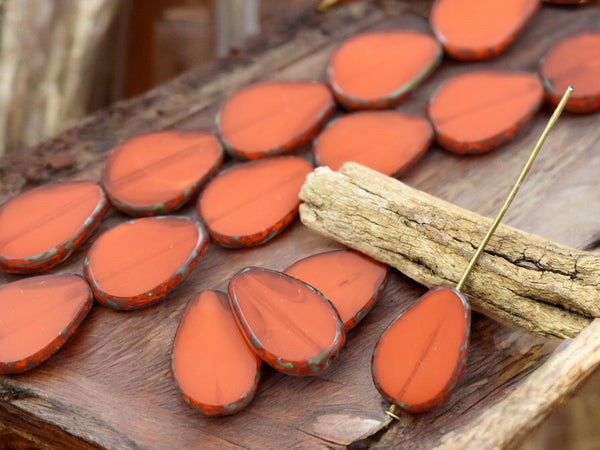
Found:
[171,290,261,416]
[228,267,345,376]
[430,0,539,61]
[540,32,600,113]
[218,81,335,159]
[197,157,312,248]
[428,70,543,154]
[284,249,389,330]
[102,131,223,216]
[0,181,108,273]
[327,30,442,110]
[313,111,432,176]
[0,274,93,374]
[84,216,208,310]
[372,286,470,414]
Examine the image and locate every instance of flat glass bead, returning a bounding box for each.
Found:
[171,290,261,416]
[428,70,543,154]
[430,0,539,61]
[372,286,470,413]
[313,111,432,176]
[102,131,223,216]
[284,249,389,330]
[228,267,345,376]
[218,81,335,159]
[84,216,208,310]
[197,156,312,248]
[540,32,600,113]
[326,30,441,110]
[0,181,108,273]
[0,274,93,374]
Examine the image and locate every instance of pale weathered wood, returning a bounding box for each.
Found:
[437,319,600,450]
[519,367,600,449]
[0,0,122,154]
[300,163,598,339]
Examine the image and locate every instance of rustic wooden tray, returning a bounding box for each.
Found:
[1,2,599,448]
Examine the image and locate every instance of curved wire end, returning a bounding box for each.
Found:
[385,404,401,420]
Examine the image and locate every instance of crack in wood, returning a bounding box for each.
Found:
[0,382,35,403]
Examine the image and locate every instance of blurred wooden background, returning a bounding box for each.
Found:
[0,0,267,155]
[0,0,598,448]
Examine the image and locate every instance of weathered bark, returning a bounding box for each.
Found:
[299,163,600,339]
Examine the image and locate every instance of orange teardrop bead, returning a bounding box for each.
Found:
[84,216,208,310]
[326,30,442,110]
[284,249,389,330]
[430,0,539,61]
[197,157,312,248]
[0,274,92,374]
[540,32,600,113]
[171,290,261,416]
[218,81,335,159]
[228,267,345,376]
[313,111,432,176]
[372,286,470,413]
[428,70,543,154]
[0,181,108,273]
[102,131,223,216]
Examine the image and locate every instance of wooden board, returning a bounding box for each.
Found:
[1,2,600,448]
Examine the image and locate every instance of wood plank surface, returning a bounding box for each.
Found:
[1,2,599,448]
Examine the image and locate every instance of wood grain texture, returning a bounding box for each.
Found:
[436,319,600,450]
[299,163,598,339]
[0,1,599,448]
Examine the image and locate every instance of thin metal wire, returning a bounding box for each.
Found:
[455,86,573,291]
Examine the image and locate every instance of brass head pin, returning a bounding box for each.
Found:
[382,86,573,421]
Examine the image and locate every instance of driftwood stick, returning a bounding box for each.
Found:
[437,318,600,450]
[299,163,599,339]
